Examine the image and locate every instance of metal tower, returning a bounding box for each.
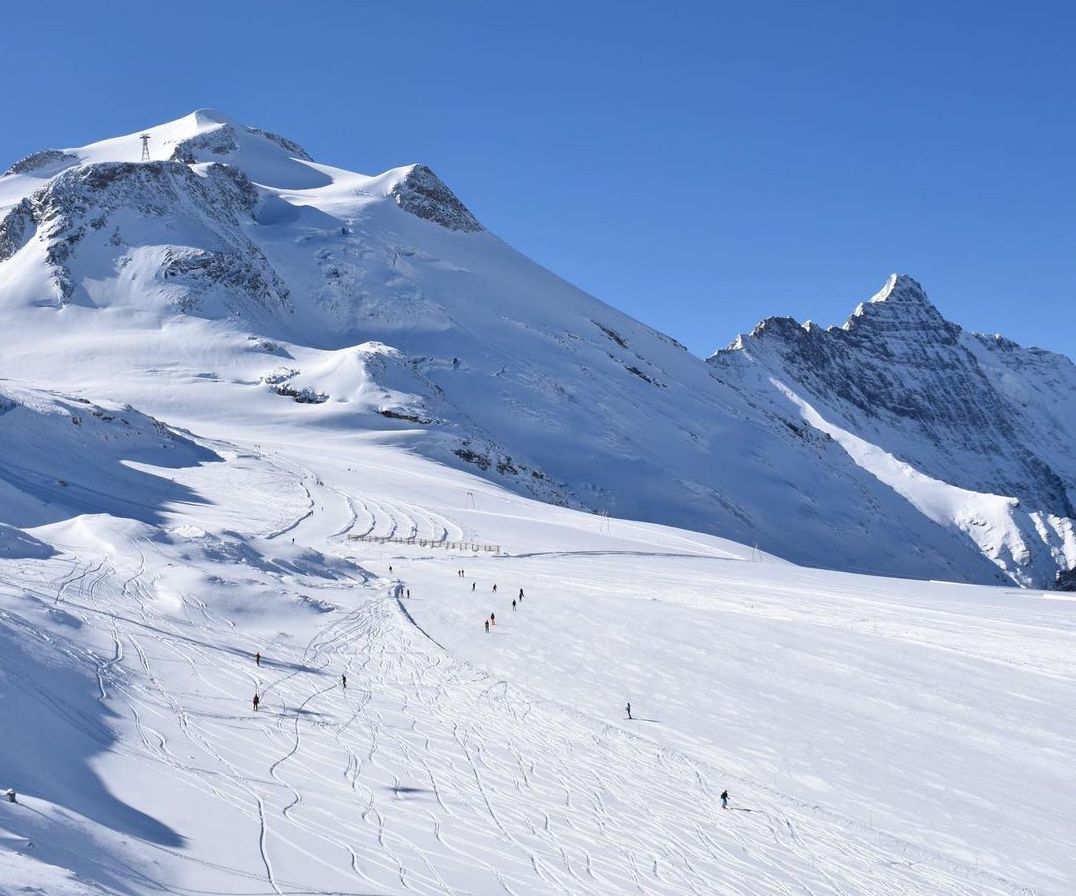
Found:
[140,134,151,162]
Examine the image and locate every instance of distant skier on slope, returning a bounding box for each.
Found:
[472,582,476,592]
[626,701,632,720]
[519,588,524,600]
[490,612,496,625]
[493,584,497,593]
[253,693,260,712]
[342,674,347,689]
[512,599,517,610]
[485,619,490,633]
[721,790,729,809]
[255,652,261,667]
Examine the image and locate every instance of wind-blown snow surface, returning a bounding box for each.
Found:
[1,110,1073,587]
[0,404,1073,896]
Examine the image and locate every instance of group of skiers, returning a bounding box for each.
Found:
[479,582,525,633]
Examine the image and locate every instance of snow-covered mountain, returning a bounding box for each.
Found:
[711,274,1076,588]
[0,110,1073,588]
[1,112,1074,896]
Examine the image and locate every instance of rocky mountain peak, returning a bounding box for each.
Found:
[390,165,483,232]
[868,273,931,306]
[844,273,955,342]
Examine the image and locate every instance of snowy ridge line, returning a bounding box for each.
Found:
[390,582,446,652]
[348,533,501,553]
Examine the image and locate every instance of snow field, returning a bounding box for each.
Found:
[1,429,1070,895]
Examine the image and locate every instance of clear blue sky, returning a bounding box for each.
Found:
[4,1,1073,358]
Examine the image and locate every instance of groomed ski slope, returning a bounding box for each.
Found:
[0,418,1072,896]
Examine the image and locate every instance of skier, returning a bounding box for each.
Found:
[493,584,498,593]
[406,588,410,599]
[253,693,260,712]
[720,790,729,809]
[342,674,347,689]
[389,565,393,574]
[484,619,490,633]
[490,612,496,625]
[519,588,524,600]
[626,701,632,720]
[512,599,517,610]
[472,582,476,592]
[255,651,261,667]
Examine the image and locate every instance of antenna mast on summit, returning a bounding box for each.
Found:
[139,134,151,162]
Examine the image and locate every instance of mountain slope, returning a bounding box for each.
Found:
[0,111,1072,587]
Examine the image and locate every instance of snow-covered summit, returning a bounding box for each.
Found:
[0,109,474,224]
[867,272,931,305]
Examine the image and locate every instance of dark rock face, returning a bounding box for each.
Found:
[31,161,259,227]
[0,199,34,263]
[391,165,483,232]
[0,159,287,309]
[714,276,1074,515]
[245,126,313,161]
[170,124,313,165]
[2,149,78,177]
[171,130,240,163]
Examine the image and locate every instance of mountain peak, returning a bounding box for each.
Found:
[868,273,933,307]
[189,108,235,127]
[844,273,952,337]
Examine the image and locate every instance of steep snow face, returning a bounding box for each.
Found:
[713,274,1076,587]
[0,113,1071,588]
[0,383,215,529]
